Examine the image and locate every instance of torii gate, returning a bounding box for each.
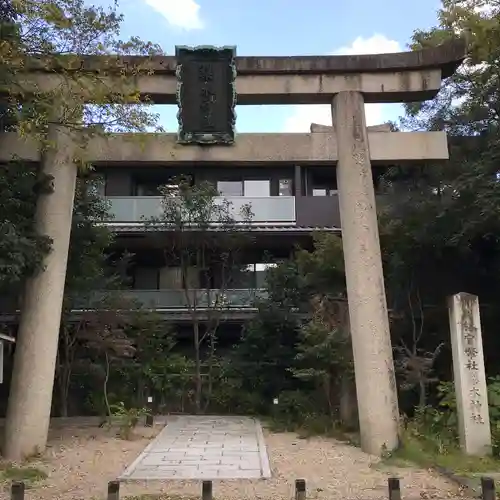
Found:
[0,40,466,459]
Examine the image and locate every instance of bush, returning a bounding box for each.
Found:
[408,378,500,457]
[271,390,318,428]
[108,401,150,439]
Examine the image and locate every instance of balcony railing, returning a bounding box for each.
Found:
[76,289,267,310]
[106,196,296,224]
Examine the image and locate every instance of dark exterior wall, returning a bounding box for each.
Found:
[295,195,341,228]
[97,165,297,196]
[129,264,266,290]
[98,165,387,198]
[104,171,133,196]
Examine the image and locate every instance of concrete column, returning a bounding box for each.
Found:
[448,293,491,455]
[3,121,77,460]
[332,91,399,455]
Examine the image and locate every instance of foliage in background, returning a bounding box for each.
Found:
[0,163,51,297]
[378,0,500,412]
[0,0,165,303]
[395,377,500,469]
[378,0,500,465]
[0,0,168,417]
[9,0,164,140]
[148,175,253,413]
[228,233,353,429]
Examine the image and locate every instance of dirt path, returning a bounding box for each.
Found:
[0,422,466,500]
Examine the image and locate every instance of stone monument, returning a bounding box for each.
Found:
[448,292,491,456]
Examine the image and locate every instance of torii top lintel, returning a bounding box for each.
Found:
[21,39,467,105]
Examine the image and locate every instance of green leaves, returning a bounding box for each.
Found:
[232,233,350,415]
[0,162,50,296]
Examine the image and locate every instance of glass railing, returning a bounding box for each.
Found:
[106,196,296,224]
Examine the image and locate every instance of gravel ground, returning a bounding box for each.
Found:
[0,422,467,500]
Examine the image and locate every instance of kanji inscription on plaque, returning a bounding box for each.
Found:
[175,45,237,145]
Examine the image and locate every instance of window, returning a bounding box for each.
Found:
[313,187,338,196]
[279,179,293,196]
[136,182,160,196]
[217,181,243,196]
[217,180,272,196]
[247,263,277,288]
[313,188,327,196]
[244,180,270,197]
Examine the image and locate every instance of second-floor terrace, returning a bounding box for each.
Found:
[0,125,449,232]
[94,164,362,229]
[0,258,277,322]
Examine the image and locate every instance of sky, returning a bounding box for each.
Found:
[111,0,444,133]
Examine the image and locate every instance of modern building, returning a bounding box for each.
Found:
[0,121,447,329]
[97,125,348,324]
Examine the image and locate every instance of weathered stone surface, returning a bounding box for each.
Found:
[311,123,392,133]
[3,122,78,460]
[23,38,465,77]
[14,69,445,104]
[333,90,399,455]
[0,130,449,165]
[12,39,466,105]
[119,416,271,481]
[448,293,492,456]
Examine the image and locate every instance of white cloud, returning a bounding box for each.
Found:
[282,34,402,132]
[144,0,203,30]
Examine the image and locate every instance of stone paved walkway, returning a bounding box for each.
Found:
[119,415,271,480]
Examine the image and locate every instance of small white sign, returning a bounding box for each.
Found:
[147,396,153,403]
[273,398,279,405]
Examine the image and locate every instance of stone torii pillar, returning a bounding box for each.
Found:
[3,113,78,460]
[332,92,398,454]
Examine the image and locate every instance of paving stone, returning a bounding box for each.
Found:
[119,415,271,481]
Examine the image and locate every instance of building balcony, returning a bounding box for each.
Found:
[105,195,343,229]
[76,289,267,310]
[106,196,297,225]
[0,289,267,324]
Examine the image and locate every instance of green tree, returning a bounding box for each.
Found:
[234,233,354,423]
[55,176,125,417]
[2,0,164,459]
[114,311,194,414]
[291,234,354,424]
[379,0,500,408]
[0,1,49,301]
[149,176,253,413]
[0,164,50,300]
[0,0,19,130]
